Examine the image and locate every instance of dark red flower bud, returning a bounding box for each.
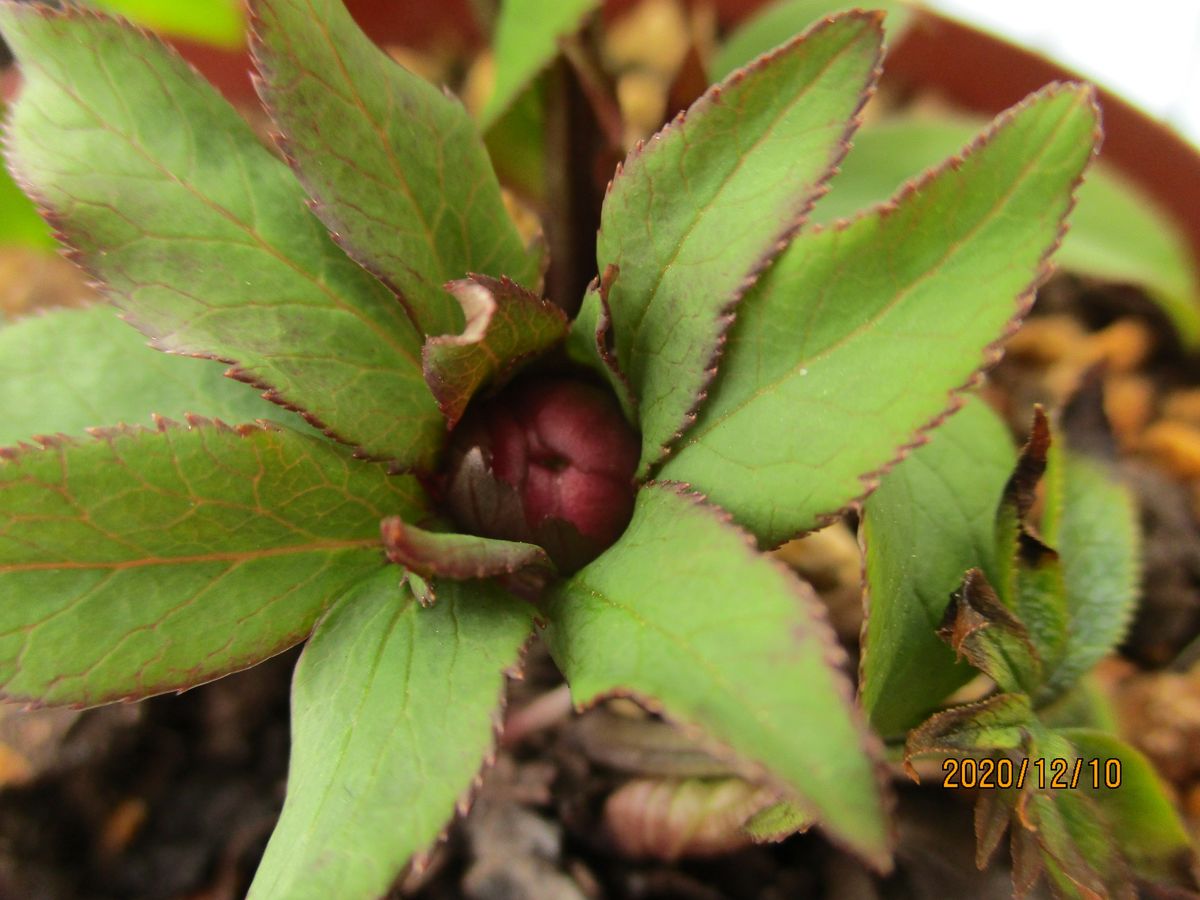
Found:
[444,378,640,573]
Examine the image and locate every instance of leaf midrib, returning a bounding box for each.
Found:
[295,0,450,287]
[616,28,864,372]
[564,572,847,781]
[679,99,1079,445]
[20,51,420,364]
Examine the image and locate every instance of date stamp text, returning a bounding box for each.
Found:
[942,757,1122,790]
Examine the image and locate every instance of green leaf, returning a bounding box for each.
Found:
[904,694,1034,765]
[0,420,425,707]
[0,133,53,249]
[597,13,883,474]
[0,5,442,468]
[484,81,547,203]
[380,516,552,583]
[1039,448,1141,697]
[742,799,814,843]
[250,0,540,339]
[938,569,1043,697]
[711,0,912,81]
[249,572,531,900]
[1016,728,1134,899]
[860,396,1015,736]
[89,0,245,48]
[812,117,1200,346]
[0,305,297,445]
[423,275,567,428]
[544,484,888,867]
[1056,728,1197,887]
[659,86,1099,546]
[479,0,598,130]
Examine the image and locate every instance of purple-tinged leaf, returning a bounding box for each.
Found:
[250,0,541,338]
[597,12,883,475]
[0,419,426,708]
[659,85,1100,546]
[249,571,532,900]
[604,777,778,861]
[811,116,1200,347]
[0,4,443,468]
[380,515,552,585]
[544,483,890,868]
[423,275,567,428]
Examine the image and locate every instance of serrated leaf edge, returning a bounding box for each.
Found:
[0,413,398,710]
[245,0,435,337]
[403,631,536,880]
[766,82,1103,549]
[601,11,885,474]
[0,2,409,465]
[556,481,895,871]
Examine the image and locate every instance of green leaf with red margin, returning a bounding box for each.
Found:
[659,85,1100,546]
[479,0,599,130]
[250,0,541,339]
[248,571,532,900]
[0,4,442,468]
[860,396,1016,737]
[904,694,1035,771]
[423,275,567,428]
[811,117,1200,347]
[0,304,301,445]
[596,12,883,475]
[543,483,889,868]
[0,419,426,707]
[380,515,552,582]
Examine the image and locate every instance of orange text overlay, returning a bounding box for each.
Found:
[941,757,1122,790]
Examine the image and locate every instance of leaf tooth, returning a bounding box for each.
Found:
[645,483,895,865]
[222,365,413,467]
[30,432,70,450]
[632,16,885,473]
[151,413,179,431]
[412,636,532,875]
[738,83,1102,550]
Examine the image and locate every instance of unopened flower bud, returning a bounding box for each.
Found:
[444,378,640,573]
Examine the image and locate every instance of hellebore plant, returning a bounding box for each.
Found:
[0,0,1116,895]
